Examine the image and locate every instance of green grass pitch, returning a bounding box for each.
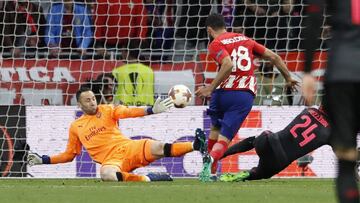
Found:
[0,179,338,203]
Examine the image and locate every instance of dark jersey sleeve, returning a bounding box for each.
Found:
[303,0,326,73]
[269,108,331,165]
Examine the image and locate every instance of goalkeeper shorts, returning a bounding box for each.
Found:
[102,139,156,172]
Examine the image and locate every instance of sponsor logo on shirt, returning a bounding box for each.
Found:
[85,126,106,141]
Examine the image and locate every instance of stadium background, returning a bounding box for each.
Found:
[0,0,342,182]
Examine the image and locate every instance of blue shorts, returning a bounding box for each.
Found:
[207,89,254,140]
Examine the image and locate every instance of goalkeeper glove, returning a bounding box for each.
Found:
[27,152,51,166]
[147,97,174,114]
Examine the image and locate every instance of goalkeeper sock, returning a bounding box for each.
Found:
[116,172,148,182]
[221,136,255,159]
[163,143,193,157]
[210,140,228,162]
[208,138,217,152]
[170,142,193,157]
[336,159,359,203]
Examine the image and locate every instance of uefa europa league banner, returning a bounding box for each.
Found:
[26,106,337,178]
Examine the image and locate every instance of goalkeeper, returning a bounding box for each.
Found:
[28,87,206,182]
[219,107,331,182]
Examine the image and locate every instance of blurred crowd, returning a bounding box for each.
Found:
[0,0,331,60]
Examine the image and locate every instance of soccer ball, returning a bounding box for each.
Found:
[168,85,192,108]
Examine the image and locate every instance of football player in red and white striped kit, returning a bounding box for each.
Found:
[196,13,298,181]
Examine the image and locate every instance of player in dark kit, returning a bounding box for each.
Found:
[218,107,331,182]
[302,1,360,202]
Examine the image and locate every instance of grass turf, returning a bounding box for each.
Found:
[0,178,336,203]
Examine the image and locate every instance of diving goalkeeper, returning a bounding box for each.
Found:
[28,87,206,182]
[219,107,331,182]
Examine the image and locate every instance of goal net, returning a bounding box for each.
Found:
[0,0,331,178]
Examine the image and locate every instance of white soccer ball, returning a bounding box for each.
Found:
[168,84,192,108]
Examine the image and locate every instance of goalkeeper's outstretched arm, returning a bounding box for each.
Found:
[28,151,78,166]
[113,97,173,119]
[28,125,81,166]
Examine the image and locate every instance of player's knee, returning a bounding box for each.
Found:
[211,126,221,132]
[101,173,117,182]
[150,141,164,156]
[334,147,358,161]
[100,166,118,181]
[208,127,221,140]
[218,133,231,143]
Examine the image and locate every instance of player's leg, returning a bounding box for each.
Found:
[205,114,223,174]
[203,134,231,176]
[208,126,220,152]
[200,90,254,181]
[100,140,169,182]
[247,133,284,180]
[246,159,282,181]
[220,133,282,182]
[206,90,223,153]
[127,130,204,181]
[100,165,148,182]
[149,141,192,158]
[149,128,206,159]
[212,90,254,161]
[100,165,171,182]
[221,136,255,159]
[221,162,284,182]
[202,89,225,176]
[219,166,275,182]
[103,129,205,182]
[220,131,273,159]
[324,83,360,203]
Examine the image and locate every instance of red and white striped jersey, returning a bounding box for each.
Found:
[208,32,266,95]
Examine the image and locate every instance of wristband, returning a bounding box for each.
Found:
[146,107,154,115]
[42,155,51,164]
